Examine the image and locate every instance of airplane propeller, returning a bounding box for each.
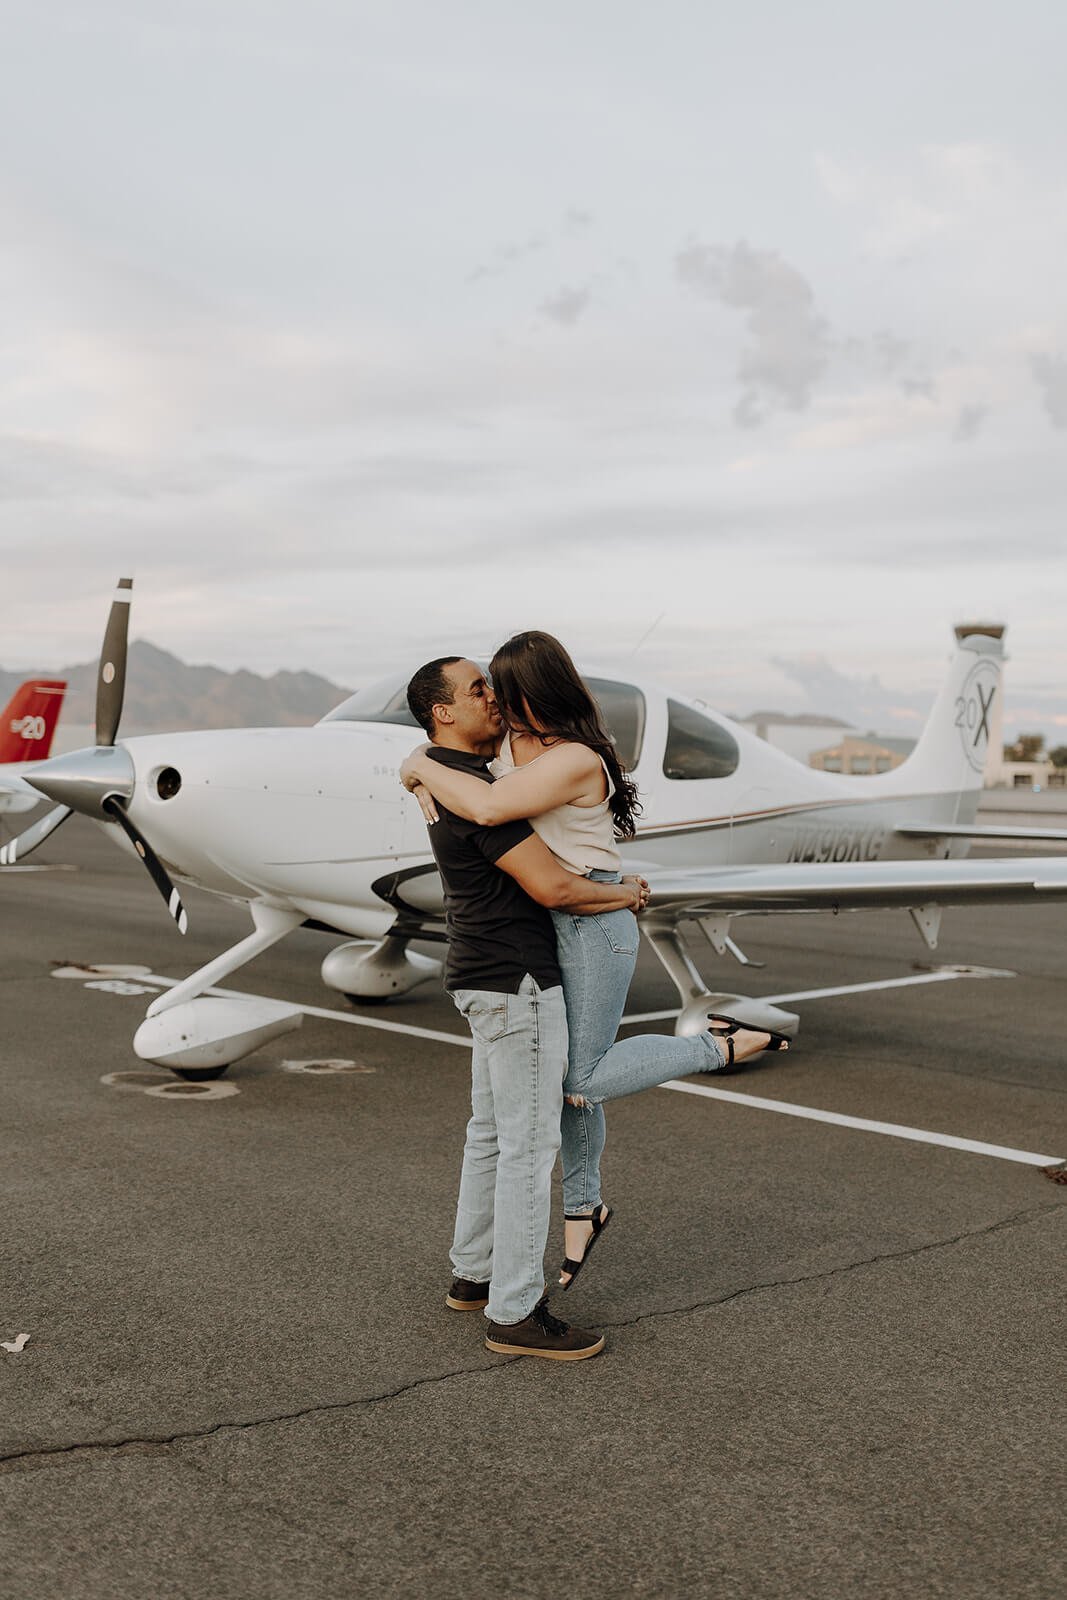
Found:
[0,579,188,933]
[96,576,132,748]
[101,795,189,935]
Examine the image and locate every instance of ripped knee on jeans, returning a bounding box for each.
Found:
[564,1092,596,1110]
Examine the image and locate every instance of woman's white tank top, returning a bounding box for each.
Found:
[488,733,621,877]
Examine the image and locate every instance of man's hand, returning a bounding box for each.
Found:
[623,874,651,914]
[495,837,650,915]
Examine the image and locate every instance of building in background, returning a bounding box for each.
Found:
[739,713,857,765]
[988,755,1066,789]
[745,626,1067,789]
[809,734,916,775]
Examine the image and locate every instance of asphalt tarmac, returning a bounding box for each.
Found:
[2,818,1065,1599]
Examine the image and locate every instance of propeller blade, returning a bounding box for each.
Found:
[0,804,73,866]
[95,577,133,747]
[101,796,188,934]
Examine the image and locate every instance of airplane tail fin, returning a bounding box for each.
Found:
[0,680,67,763]
[874,627,1004,813]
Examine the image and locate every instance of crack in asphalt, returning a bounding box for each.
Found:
[0,1354,522,1476]
[1,1202,1060,1476]
[604,1201,1062,1330]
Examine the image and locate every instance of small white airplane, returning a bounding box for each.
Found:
[0,678,67,815]
[6,580,1067,1081]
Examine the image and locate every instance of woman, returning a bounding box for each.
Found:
[400,631,784,1288]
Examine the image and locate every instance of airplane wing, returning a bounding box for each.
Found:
[0,773,44,816]
[643,855,1067,917]
[896,822,1067,845]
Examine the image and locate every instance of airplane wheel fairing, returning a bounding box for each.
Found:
[675,993,800,1041]
[321,937,441,1000]
[171,1064,229,1082]
[134,996,302,1070]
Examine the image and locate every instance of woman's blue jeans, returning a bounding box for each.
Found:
[553,871,725,1212]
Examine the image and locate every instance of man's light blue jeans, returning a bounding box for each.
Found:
[554,872,726,1213]
[449,975,568,1325]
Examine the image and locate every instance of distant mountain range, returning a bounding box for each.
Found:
[0,641,352,733]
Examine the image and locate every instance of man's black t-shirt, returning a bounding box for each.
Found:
[424,746,562,995]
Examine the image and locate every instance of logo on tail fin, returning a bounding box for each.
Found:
[0,680,66,763]
[955,658,999,773]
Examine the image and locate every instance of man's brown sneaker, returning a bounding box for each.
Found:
[445,1276,490,1311]
[484,1296,605,1361]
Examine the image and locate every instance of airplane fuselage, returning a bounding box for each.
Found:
[111,706,971,939]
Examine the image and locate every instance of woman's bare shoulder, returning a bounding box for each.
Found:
[536,740,602,773]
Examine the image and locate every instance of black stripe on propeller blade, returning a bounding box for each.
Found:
[96,577,133,748]
[102,796,188,934]
[0,804,73,866]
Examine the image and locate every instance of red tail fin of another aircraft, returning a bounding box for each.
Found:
[0,680,67,763]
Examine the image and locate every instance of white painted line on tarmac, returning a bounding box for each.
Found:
[620,964,1014,1025]
[297,1001,471,1046]
[281,1059,377,1075]
[763,966,1015,1005]
[660,1079,1063,1166]
[622,1008,701,1023]
[53,963,156,980]
[84,978,162,996]
[140,971,1059,1165]
[121,965,1013,1044]
[146,975,473,1049]
[1,863,77,873]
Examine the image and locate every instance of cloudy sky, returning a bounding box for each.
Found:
[2,0,1066,736]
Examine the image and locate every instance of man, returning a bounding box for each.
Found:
[406,656,644,1362]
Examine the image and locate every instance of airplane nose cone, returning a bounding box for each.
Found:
[26,745,135,819]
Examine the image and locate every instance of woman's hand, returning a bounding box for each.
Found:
[623,874,651,914]
[399,745,431,793]
[407,780,439,826]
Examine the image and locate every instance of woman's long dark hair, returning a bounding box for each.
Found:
[488,631,642,839]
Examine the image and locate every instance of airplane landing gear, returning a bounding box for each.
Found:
[321,931,442,1002]
[640,917,800,1044]
[132,903,306,1074]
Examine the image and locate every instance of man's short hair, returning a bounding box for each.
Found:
[407,656,462,736]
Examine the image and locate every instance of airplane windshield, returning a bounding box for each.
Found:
[322,675,420,728]
[663,699,739,780]
[322,672,646,769]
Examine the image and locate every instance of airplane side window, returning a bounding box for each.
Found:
[586,678,646,770]
[663,699,739,780]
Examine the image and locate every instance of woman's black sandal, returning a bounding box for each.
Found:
[707,1014,791,1065]
[559,1203,613,1291]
